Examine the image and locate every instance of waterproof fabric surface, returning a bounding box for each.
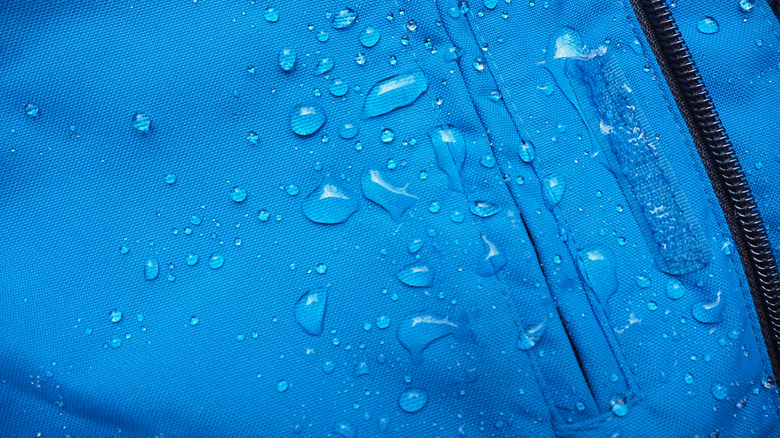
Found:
[1,1,780,437]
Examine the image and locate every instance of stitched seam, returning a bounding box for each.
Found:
[615,0,780,417]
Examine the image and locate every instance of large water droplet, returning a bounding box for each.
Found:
[518,140,536,163]
[290,104,326,136]
[363,69,428,118]
[145,258,159,280]
[361,169,418,221]
[279,48,296,72]
[692,291,724,324]
[360,27,381,47]
[577,248,618,304]
[302,181,358,224]
[469,201,501,218]
[399,388,428,413]
[476,235,507,277]
[295,288,328,336]
[516,322,545,350]
[697,17,719,34]
[428,125,467,193]
[314,57,335,75]
[542,174,565,206]
[397,313,474,364]
[331,8,357,29]
[397,263,434,287]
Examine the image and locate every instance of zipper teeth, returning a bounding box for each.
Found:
[641,0,780,344]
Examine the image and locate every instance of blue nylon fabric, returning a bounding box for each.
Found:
[0,1,778,437]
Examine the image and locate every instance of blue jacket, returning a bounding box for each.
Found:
[2,0,780,436]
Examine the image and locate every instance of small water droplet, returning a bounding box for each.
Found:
[666,279,685,299]
[360,27,381,47]
[208,254,224,269]
[189,316,199,326]
[697,17,719,34]
[333,423,357,438]
[577,248,618,305]
[329,79,349,97]
[450,210,465,223]
[24,103,40,118]
[120,245,129,255]
[542,174,565,206]
[264,7,279,22]
[429,201,441,213]
[295,288,328,336]
[279,48,296,72]
[397,263,434,287]
[429,125,467,192]
[338,123,359,139]
[132,113,151,132]
[636,275,652,288]
[322,361,336,374]
[331,8,357,29]
[109,309,123,323]
[108,338,122,349]
[277,380,289,393]
[516,322,545,350]
[313,57,334,75]
[610,394,628,416]
[740,0,755,11]
[381,128,395,143]
[399,388,428,413]
[377,315,391,329]
[285,184,299,196]
[145,258,159,280]
[477,235,506,276]
[230,186,247,202]
[290,103,326,136]
[711,383,728,400]
[165,174,177,184]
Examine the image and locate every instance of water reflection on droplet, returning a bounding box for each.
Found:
[302,182,358,224]
[666,279,685,300]
[361,169,417,221]
[230,186,247,203]
[697,17,719,34]
[360,27,381,47]
[295,288,328,336]
[516,322,545,350]
[363,69,428,118]
[397,313,473,363]
[331,8,357,29]
[397,263,434,287]
[290,104,326,136]
[279,48,296,72]
[692,291,724,324]
[399,388,428,413]
[470,201,501,218]
[429,125,466,192]
[208,254,224,269]
[476,235,507,277]
[314,57,334,75]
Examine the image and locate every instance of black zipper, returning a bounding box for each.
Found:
[629,0,780,378]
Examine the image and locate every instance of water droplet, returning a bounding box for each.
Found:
[313,57,334,75]
[120,245,129,255]
[361,169,418,221]
[429,201,441,213]
[542,174,565,206]
[476,235,507,277]
[518,140,535,163]
[577,249,618,304]
[488,89,502,101]
[108,338,122,349]
[132,113,151,132]
[666,279,685,299]
[636,275,652,288]
[333,423,357,438]
[264,7,279,22]
[398,313,474,363]
[295,288,328,336]
[109,310,123,323]
[399,388,428,413]
[381,128,395,143]
[145,258,159,280]
[302,181,358,224]
[408,238,424,254]
[317,30,329,42]
[258,210,270,221]
[610,394,628,416]
[740,0,755,11]
[322,361,336,374]
[360,27,381,47]
[330,79,349,97]
[470,201,501,218]
[354,361,370,377]
[377,315,391,329]
[165,174,177,184]
[290,104,326,136]
[697,17,719,34]
[279,48,296,72]
[285,184,300,196]
[429,125,467,192]
[684,373,694,384]
[480,155,495,168]
[230,186,247,202]
[484,0,498,9]
[331,8,357,29]
[397,263,434,287]
[711,383,728,400]
[473,57,485,71]
[516,322,545,350]
[277,380,289,393]
[338,123,359,139]
[314,263,327,274]
[208,254,224,269]
[450,210,465,223]
[692,291,724,324]
[24,103,39,118]
[363,69,428,118]
[647,301,658,311]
